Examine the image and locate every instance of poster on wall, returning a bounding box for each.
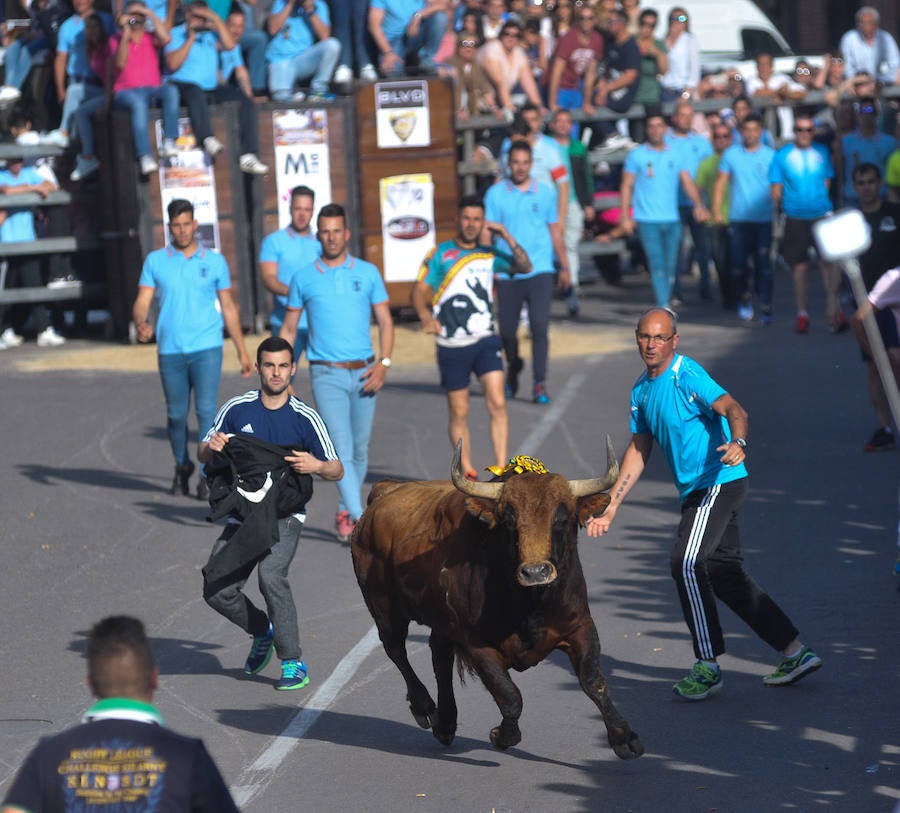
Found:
[374,80,431,149]
[155,118,220,250]
[272,109,332,226]
[379,173,435,282]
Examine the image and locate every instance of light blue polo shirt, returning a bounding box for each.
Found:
[0,167,42,242]
[719,143,775,223]
[57,12,114,78]
[369,0,424,41]
[666,131,712,207]
[165,25,220,90]
[841,130,897,203]
[623,143,681,223]
[219,44,245,81]
[286,254,388,362]
[630,353,747,500]
[484,178,557,277]
[768,142,833,219]
[259,226,320,329]
[266,0,331,62]
[138,245,232,355]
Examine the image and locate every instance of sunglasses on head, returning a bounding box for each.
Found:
[670,14,687,22]
[858,104,876,114]
[795,67,810,76]
[459,39,477,47]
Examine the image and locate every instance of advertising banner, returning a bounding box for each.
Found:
[272,109,332,225]
[379,173,435,282]
[374,80,431,149]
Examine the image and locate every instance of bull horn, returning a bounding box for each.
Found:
[450,439,503,498]
[568,435,620,497]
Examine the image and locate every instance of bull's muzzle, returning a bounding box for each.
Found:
[517,561,558,587]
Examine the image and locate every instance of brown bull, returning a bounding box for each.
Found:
[350,438,644,760]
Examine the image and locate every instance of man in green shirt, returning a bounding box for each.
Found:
[696,123,735,310]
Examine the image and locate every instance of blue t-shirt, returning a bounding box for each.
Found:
[204,390,338,460]
[286,254,388,362]
[768,142,833,219]
[369,0,425,41]
[484,178,557,277]
[165,25,220,90]
[623,143,682,223]
[719,143,775,223]
[57,12,114,78]
[219,44,244,81]
[138,245,232,354]
[259,226,320,329]
[666,131,712,207]
[265,0,331,62]
[0,166,44,242]
[630,353,747,500]
[840,130,897,203]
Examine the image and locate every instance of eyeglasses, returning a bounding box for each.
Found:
[858,104,876,114]
[794,126,814,133]
[831,57,844,65]
[636,333,675,345]
[669,14,687,22]
[459,39,477,47]
[795,67,811,76]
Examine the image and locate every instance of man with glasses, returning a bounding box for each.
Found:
[769,115,837,334]
[586,306,822,701]
[546,1,603,116]
[837,97,896,206]
[714,112,776,324]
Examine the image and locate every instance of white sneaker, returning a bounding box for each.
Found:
[36,326,66,347]
[360,63,378,82]
[70,155,100,182]
[0,85,22,104]
[333,64,353,84]
[46,274,80,289]
[0,327,24,348]
[239,153,269,175]
[41,129,69,148]
[203,136,224,157]
[158,138,178,159]
[139,155,159,175]
[291,91,307,103]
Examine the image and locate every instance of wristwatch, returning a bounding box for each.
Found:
[733,437,747,450]
[380,357,392,368]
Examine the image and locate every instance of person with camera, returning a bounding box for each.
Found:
[265,0,341,103]
[165,0,268,173]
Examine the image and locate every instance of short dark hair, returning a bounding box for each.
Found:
[167,198,194,221]
[87,616,156,699]
[740,112,763,127]
[639,8,659,23]
[256,335,294,364]
[508,140,533,160]
[317,202,346,227]
[852,161,882,181]
[291,185,315,204]
[509,112,531,137]
[458,194,485,212]
[227,2,245,16]
[7,108,32,131]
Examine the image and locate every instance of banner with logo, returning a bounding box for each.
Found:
[374,80,431,149]
[379,173,435,282]
[272,109,332,226]
[155,118,220,250]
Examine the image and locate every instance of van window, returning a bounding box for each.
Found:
[742,28,790,58]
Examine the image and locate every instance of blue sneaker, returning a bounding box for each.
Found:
[275,659,309,691]
[306,91,336,102]
[533,383,551,405]
[244,623,274,675]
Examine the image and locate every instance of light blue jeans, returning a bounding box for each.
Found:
[310,363,377,520]
[157,346,223,466]
[385,11,448,74]
[637,221,681,307]
[113,84,180,158]
[4,37,47,88]
[73,92,107,156]
[268,38,342,99]
[61,80,104,136]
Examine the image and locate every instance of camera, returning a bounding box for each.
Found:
[128,16,140,25]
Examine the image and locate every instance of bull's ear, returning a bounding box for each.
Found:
[464,496,500,527]
[576,494,611,527]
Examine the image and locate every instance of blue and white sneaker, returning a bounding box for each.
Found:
[275,659,309,691]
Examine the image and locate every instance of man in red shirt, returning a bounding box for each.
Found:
[547,3,603,117]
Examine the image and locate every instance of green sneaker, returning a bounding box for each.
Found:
[763,646,822,686]
[244,623,274,675]
[275,659,309,691]
[672,661,723,701]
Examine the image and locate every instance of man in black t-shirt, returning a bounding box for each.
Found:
[1,616,238,813]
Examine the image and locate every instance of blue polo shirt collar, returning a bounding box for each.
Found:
[314,255,355,274]
[165,244,208,260]
[503,178,539,194]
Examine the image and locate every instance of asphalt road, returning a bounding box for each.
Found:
[0,271,898,812]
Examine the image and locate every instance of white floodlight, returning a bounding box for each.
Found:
[813,208,871,264]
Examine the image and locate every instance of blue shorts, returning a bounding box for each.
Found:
[437,334,504,392]
[861,307,900,362]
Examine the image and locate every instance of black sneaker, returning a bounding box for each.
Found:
[170,461,195,496]
[864,427,895,452]
[505,358,523,400]
[196,477,209,502]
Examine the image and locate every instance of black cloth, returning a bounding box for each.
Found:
[2,718,237,813]
[601,35,641,113]
[202,433,313,586]
[859,202,900,292]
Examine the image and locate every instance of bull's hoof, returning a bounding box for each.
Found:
[489,721,521,750]
[432,722,456,746]
[609,728,644,760]
[411,708,434,729]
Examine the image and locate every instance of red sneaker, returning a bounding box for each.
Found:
[795,314,810,334]
[830,312,849,334]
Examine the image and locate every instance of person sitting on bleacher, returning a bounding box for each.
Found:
[368,0,449,78]
[165,0,268,174]
[0,1,65,106]
[220,4,255,99]
[0,154,66,348]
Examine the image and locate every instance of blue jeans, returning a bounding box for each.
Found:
[331,0,371,69]
[113,84,180,158]
[73,93,107,156]
[385,10,448,74]
[729,221,773,310]
[637,221,681,307]
[675,205,711,298]
[310,364,377,520]
[4,37,47,88]
[268,38,342,99]
[61,80,104,136]
[241,30,268,92]
[157,346,223,466]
